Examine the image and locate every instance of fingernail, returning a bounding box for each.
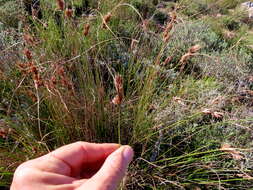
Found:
[122,146,134,165]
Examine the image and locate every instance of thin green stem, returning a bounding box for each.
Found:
[118,106,121,144]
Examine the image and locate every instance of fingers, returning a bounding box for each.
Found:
[34,142,120,176]
[77,145,134,190]
[11,166,76,190]
[11,142,133,190]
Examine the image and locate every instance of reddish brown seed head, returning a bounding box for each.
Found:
[65,8,73,18]
[114,75,123,94]
[179,52,191,63]
[23,48,32,60]
[104,12,112,23]
[56,0,65,11]
[112,75,124,105]
[0,128,10,139]
[83,23,90,36]
[31,65,38,75]
[57,66,65,76]
[102,12,112,28]
[51,76,57,85]
[162,56,173,66]
[23,34,34,45]
[163,33,171,43]
[112,95,123,105]
[164,22,173,33]
[189,44,201,54]
[17,61,26,69]
[171,11,177,21]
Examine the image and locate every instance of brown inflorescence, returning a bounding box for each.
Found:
[83,23,90,36]
[130,39,139,52]
[112,75,124,105]
[171,11,177,21]
[162,56,173,66]
[51,76,57,86]
[189,44,201,54]
[23,34,34,46]
[179,44,201,72]
[56,65,73,90]
[56,0,65,11]
[23,48,32,60]
[164,22,173,35]
[65,8,73,18]
[0,127,11,139]
[29,61,43,89]
[102,12,112,29]
[179,52,192,64]
[162,11,177,43]
[17,61,27,73]
[163,33,171,43]
[18,47,43,88]
[202,109,224,119]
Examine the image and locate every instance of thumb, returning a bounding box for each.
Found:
[77,145,134,190]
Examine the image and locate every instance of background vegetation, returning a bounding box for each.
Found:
[0,0,253,189]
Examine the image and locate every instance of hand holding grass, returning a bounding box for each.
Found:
[10,142,134,190]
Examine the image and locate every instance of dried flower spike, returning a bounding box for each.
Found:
[164,22,173,34]
[23,34,34,45]
[31,65,38,75]
[51,76,57,86]
[189,44,201,54]
[65,8,73,18]
[163,33,171,43]
[179,52,191,63]
[0,127,10,139]
[171,11,177,21]
[162,56,172,66]
[112,75,124,105]
[112,95,122,105]
[202,109,224,119]
[179,44,201,72]
[212,111,224,119]
[202,108,212,114]
[130,39,139,51]
[83,23,90,36]
[102,12,112,29]
[220,144,243,160]
[23,48,32,60]
[114,75,123,95]
[56,0,65,11]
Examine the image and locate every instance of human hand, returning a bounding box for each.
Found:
[10,142,134,190]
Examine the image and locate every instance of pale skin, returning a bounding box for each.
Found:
[10,142,134,190]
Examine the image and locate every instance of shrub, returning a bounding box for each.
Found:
[163,21,227,66]
[0,1,21,28]
[195,47,253,83]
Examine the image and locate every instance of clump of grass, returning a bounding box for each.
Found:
[128,75,253,189]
